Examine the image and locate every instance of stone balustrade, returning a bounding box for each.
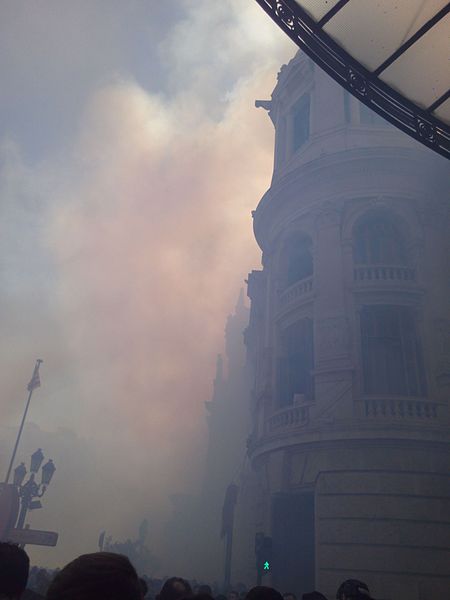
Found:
[278,276,313,310]
[266,404,310,433]
[353,264,415,283]
[363,397,438,419]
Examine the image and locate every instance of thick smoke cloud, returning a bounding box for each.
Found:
[0,1,292,571]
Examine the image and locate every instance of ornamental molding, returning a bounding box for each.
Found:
[315,317,351,360]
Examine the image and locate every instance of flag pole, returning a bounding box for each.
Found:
[4,359,43,484]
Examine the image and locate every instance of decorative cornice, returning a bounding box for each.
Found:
[252,146,449,251]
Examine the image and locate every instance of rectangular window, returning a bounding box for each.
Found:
[361,305,427,396]
[292,94,310,152]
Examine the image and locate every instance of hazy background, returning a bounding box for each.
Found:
[0,1,293,572]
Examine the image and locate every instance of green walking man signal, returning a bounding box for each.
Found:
[255,533,272,577]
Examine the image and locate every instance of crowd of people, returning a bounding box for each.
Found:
[0,542,373,600]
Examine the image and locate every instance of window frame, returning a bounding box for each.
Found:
[353,214,408,266]
[290,92,311,154]
[279,233,314,291]
[360,304,427,398]
[277,318,315,407]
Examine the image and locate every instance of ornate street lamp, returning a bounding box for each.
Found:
[13,450,56,533]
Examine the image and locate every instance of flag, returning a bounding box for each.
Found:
[27,360,42,392]
[220,483,238,539]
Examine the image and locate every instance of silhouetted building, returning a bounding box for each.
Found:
[164,293,250,580]
[201,291,251,580]
[204,291,250,501]
[232,52,450,600]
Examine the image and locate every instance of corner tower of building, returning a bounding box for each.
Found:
[235,51,450,600]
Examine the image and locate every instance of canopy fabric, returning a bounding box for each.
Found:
[255,0,450,159]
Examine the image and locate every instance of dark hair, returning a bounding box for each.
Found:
[246,587,283,600]
[302,593,328,600]
[186,595,212,600]
[140,577,149,598]
[336,580,370,600]
[198,586,212,596]
[283,594,297,600]
[159,577,192,600]
[0,542,30,598]
[46,552,141,600]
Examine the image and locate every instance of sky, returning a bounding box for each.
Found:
[0,1,293,571]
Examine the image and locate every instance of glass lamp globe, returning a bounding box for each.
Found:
[13,462,27,486]
[30,448,44,473]
[41,459,56,486]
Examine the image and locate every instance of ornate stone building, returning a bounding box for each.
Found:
[232,52,450,600]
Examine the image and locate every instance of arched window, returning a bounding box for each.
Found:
[280,234,313,289]
[354,214,407,265]
[277,319,314,407]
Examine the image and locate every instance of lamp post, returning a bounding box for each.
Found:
[13,449,56,544]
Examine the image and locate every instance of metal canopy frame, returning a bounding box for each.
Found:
[255,0,450,160]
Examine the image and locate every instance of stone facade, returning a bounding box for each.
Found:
[232,52,450,600]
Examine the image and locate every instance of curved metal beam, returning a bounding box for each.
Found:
[255,0,450,160]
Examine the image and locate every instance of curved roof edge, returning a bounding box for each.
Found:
[254,0,450,160]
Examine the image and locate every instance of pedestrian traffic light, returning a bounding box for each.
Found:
[255,534,272,575]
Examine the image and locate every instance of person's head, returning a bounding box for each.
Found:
[188,595,213,600]
[283,593,297,600]
[46,552,141,600]
[336,580,371,600]
[0,542,30,599]
[198,586,212,597]
[302,593,328,600]
[34,570,51,595]
[228,592,239,600]
[159,577,192,600]
[139,578,149,599]
[246,587,283,600]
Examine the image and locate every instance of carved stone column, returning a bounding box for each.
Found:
[313,202,354,419]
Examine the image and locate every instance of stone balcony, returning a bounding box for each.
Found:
[361,396,439,420]
[263,396,440,438]
[353,264,416,285]
[265,403,310,434]
[245,395,446,460]
[277,276,314,313]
